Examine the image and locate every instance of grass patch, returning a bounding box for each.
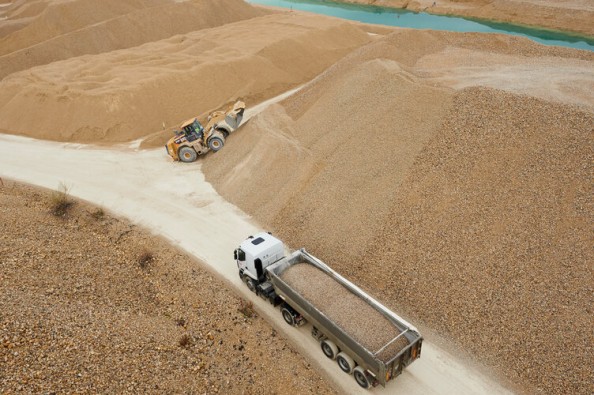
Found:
[50,182,73,217]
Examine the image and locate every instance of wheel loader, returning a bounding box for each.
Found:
[165,101,245,162]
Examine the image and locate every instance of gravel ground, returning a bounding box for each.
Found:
[280,263,409,362]
[358,87,594,395]
[0,181,336,395]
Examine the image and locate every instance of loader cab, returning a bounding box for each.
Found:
[180,118,204,142]
[235,232,285,283]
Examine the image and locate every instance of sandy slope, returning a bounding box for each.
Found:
[343,0,594,36]
[0,0,267,79]
[390,29,594,111]
[1,182,335,394]
[201,30,594,394]
[0,12,370,144]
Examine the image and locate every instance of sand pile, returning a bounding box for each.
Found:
[202,30,593,393]
[0,0,267,80]
[0,12,370,143]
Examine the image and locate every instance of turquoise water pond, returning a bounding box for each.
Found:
[247,0,594,52]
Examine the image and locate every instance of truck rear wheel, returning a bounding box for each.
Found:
[178,146,197,163]
[336,352,355,374]
[321,339,338,360]
[353,366,370,389]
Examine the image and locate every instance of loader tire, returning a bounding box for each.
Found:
[208,132,225,152]
[178,146,197,163]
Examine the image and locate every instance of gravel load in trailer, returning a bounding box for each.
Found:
[280,263,409,362]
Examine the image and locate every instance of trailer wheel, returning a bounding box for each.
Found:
[337,352,355,374]
[242,274,256,293]
[281,307,295,326]
[321,340,338,360]
[178,146,197,163]
[353,366,370,389]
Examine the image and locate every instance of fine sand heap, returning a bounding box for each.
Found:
[203,29,593,394]
[342,0,594,37]
[0,11,370,143]
[0,0,267,79]
[280,263,409,362]
[0,181,335,394]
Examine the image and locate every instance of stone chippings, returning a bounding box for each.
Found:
[0,182,336,395]
[280,263,409,362]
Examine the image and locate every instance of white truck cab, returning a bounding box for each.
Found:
[235,232,285,288]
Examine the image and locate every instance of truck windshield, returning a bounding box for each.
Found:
[237,248,246,261]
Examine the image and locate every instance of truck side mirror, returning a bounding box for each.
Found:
[234,250,237,260]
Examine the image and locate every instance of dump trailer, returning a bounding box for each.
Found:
[235,232,423,389]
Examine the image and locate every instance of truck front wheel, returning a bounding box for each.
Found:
[353,366,370,389]
[321,339,338,360]
[281,307,295,326]
[242,274,256,292]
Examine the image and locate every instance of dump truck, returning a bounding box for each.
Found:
[235,232,423,389]
[165,101,245,162]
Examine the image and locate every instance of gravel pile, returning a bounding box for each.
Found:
[0,181,335,395]
[360,87,594,395]
[280,263,409,362]
[203,30,593,394]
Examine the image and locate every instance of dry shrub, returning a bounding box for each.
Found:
[50,182,73,217]
[178,334,192,349]
[90,207,105,220]
[138,250,154,269]
[238,299,256,318]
